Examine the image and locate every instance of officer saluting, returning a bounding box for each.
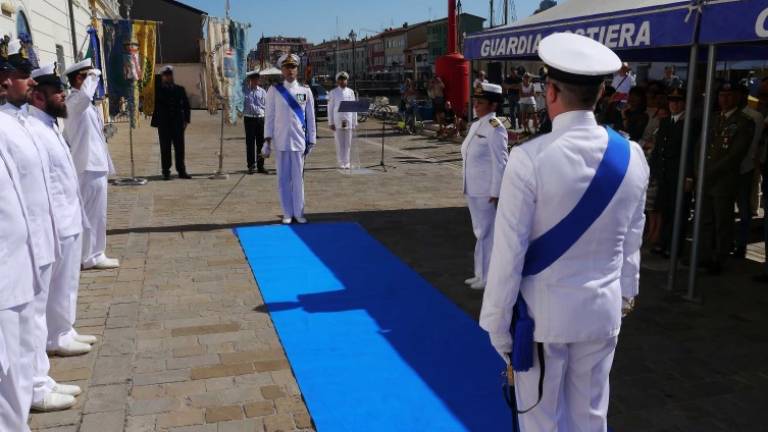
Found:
[263,53,316,224]
[462,83,508,290]
[480,33,649,431]
[328,71,357,169]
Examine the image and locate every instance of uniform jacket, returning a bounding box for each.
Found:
[63,75,115,175]
[151,83,191,129]
[480,111,649,344]
[265,80,317,152]
[0,121,36,311]
[739,106,764,174]
[461,112,509,197]
[702,109,754,196]
[649,113,696,209]
[328,87,358,129]
[26,106,85,238]
[0,110,59,268]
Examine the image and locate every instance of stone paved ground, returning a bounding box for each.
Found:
[29,111,767,431]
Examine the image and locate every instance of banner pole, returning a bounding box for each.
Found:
[210,96,229,179]
[115,81,148,186]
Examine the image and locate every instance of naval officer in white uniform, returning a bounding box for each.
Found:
[480,33,649,431]
[263,53,317,224]
[28,64,97,357]
[63,59,119,270]
[328,71,357,169]
[461,83,509,290]
[0,36,38,431]
[0,41,81,412]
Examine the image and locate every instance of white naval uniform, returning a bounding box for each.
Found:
[328,86,357,168]
[0,109,60,407]
[26,107,86,351]
[461,112,509,283]
[63,74,115,267]
[265,80,317,218]
[480,111,648,431]
[0,120,38,432]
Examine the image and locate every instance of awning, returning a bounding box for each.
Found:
[700,0,768,45]
[464,0,698,60]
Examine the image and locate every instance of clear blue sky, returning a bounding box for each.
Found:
[180,0,541,49]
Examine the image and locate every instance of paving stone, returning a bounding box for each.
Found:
[205,405,245,423]
[191,363,255,380]
[263,413,295,432]
[293,411,313,429]
[244,401,275,418]
[167,354,221,370]
[81,410,126,432]
[165,380,207,397]
[260,386,285,401]
[28,410,81,429]
[84,383,129,413]
[157,410,205,429]
[132,384,166,400]
[134,369,191,386]
[130,398,181,416]
[215,419,264,432]
[167,425,217,432]
[219,350,285,365]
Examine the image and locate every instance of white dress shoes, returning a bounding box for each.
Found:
[74,333,98,345]
[464,276,480,285]
[31,392,77,412]
[282,217,293,225]
[470,279,486,290]
[49,340,92,356]
[85,256,120,270]
[295,217,308,224]
[52,383,82,396]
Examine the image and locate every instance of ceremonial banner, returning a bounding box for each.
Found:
[133,21,157,117]
[202,17,248,123]
[228,21,247,124]
[203,17,226,114]
[85,26,106,100]
[102,19,157,125]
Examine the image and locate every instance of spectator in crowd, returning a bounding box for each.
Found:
[733,84,765,258]
[595,85,617,125]
[649,87,695,257]
[503,69,522,129]
[619,86,649,142]
[473,70,488,89]
[695,81,754,274]
[399,78,412,111]
[429,77,447,138]
[611,62,635,103]
[519,73,538,134]
[754,78,768,282]
[662,66,682,89]
[243,71,267,174]
[442,100,458,138]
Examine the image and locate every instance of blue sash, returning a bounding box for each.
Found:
[510,127,631,372]
[275,83,306,131]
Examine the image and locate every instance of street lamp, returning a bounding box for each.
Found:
[348,29,357,92]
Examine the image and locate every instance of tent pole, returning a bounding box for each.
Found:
[686,44,718,301]
[666,43,699,292]
[468,60,473,126]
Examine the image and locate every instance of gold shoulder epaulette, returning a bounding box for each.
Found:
[489,117,502,128]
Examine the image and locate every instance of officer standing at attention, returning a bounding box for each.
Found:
[696,81,754,273]
[2,40,83,412]
[263,53,316,224]
[151,65,191,180]
[64,59,120,270]
[28,64,97,357]
[0,35,39,431]
[480,33,649,431]
[328,71,357,169]
[243,70,267,174]
[461,83,509,290]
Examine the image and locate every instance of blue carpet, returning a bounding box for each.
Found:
[235,222,511,432]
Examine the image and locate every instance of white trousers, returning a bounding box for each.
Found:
[0,302,34,432]
[276,151,305,219]
[30,263,56,404]
[80,171,108,267]
[466,196,497,281]
[47,233,82,350]
[334,129,353,168]
[515,337,618,432]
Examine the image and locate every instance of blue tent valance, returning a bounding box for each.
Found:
[700,0,768,45]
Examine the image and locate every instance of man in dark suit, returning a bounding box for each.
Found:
[697,82,755,272]
[151,65,191,180]
[650,87,695,256]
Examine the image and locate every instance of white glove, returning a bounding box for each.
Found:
[262,141,271,158]
[489,332,512,366]
[87,69,102,78]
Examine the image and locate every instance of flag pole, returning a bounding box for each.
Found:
[210,0,231,180]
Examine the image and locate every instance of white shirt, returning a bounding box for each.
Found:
[480,110,649,344]
[328,86,358,129]
[462,112,509,197]
[0,129,36,311]
[740,106,765,174]
[0,110,58,268]
[265,80,317,152]
[63,74,115,175]
[26,106,84,238]
[611,72,635,94]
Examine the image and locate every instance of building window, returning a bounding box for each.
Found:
[16,10,32,41]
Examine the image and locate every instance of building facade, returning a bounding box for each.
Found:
[253,35,310,67]
[0,0,120,70]
[367,35,384,74]
[426,13,485,64]
[122,0,206,64]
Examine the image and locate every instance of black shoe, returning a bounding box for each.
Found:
[163,173,171,181]
[257,167,268,174]
[178,173,192,179]
[752,273,768,283]
[247,167,256,175]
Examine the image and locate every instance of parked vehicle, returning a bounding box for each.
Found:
[311,85,328,118]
